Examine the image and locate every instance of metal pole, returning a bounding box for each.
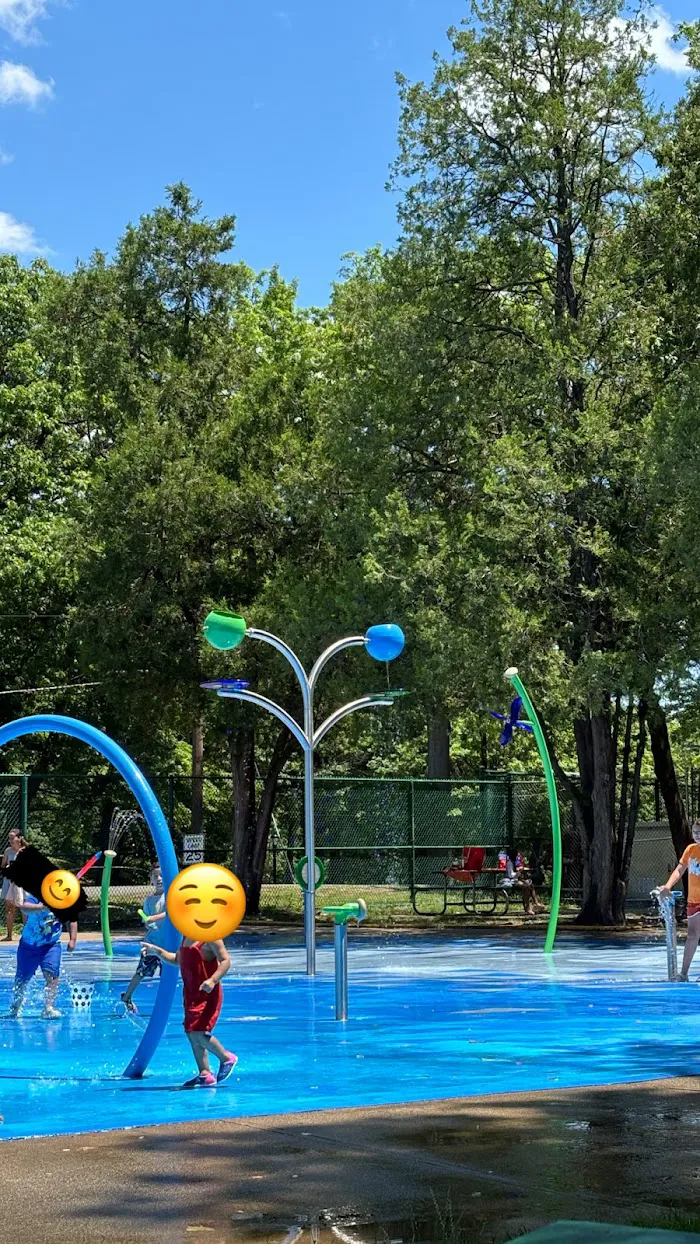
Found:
[334,921,348,1020]
[409,779,416,898]
[313,695,394,747]
[210,633,397,978]
[19,775,28,836]
[505,771,514,854]
[303,742,316,976]
[309,635,366,694]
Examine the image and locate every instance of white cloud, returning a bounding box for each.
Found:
[0,4,54,267]
[0,0,50,45]
[647,7,689,75]
[0,60,52,105]
[611,7,689,77]
[0,209,44,253]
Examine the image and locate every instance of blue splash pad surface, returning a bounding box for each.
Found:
[0,931,696,1141]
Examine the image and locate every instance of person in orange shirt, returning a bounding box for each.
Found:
[659,821,700,981]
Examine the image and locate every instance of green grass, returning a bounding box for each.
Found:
[1,884,583,935]
[255,883,554,928]
[630,1209,700,1234]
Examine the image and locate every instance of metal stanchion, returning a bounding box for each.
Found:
[202,614,405,975]
[322,900,367,1020]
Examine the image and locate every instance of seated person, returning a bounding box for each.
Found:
[500,847,545,915]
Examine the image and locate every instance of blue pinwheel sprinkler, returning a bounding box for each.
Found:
[490,696,534,747]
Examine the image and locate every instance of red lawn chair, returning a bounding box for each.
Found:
[443,846,486,884]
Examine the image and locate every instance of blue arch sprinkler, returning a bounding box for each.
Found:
[0,715,180,1077]
[496,670,562,954]
[202,611,406,975]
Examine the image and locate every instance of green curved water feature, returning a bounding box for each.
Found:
[506,667,562,954]
[101,850,116,957]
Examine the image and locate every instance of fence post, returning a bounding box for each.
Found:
[409,779,416,895]
[20,775,28,835]
[506,772,514,851]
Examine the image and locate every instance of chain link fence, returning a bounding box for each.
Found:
[0,770,688,928]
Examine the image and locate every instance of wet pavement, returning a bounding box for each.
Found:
[3,1076,700,1244]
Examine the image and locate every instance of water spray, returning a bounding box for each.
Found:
[650,888,682,981]
[101,808,145,958]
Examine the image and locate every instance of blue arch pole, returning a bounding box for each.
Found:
[0,714,180,1079]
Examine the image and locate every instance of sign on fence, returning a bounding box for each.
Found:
[183,834,204,865]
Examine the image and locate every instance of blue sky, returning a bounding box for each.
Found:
[0,0,696,306]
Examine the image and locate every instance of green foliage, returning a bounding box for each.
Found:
[3,7,700,922]
[0,257,92,757]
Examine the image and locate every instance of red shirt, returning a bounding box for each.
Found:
[180,941,223,1033]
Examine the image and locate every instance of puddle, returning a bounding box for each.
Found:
[224,1210,483,1244]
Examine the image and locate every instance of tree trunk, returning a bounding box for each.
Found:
[575,707,617,925]
[228,725,256,896]
[615,700,634,869]
[228,726,294,915]
[613,700,647,923]
[246,729,295,915]
[521,696,627,925]
[589,712,616,922]
[649,704,691,861]
[572,715,595,919]
[427,712,451,779]
[191,717,204,837]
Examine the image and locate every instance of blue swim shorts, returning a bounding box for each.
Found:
[16,938,62,982]
[135,949,162,980]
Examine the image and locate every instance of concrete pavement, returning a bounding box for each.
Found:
[2,1077,700,1244]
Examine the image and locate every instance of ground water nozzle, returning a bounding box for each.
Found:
[321,900,367,926]
[321,899,367,1019]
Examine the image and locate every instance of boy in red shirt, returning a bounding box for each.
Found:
[659,821,700,981]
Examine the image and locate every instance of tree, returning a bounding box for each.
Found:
[71,187,325,912]
[345,0,665,920]
[0,256,93,755]
[316,248,553,780]
[636,20,700,862]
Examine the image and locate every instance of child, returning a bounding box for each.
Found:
[143,934,237,1087]
[1,829,26,941]
[9,892,77,1018]
[500,846,546,916]
[659,820,700,981]
[121,866,167,1013]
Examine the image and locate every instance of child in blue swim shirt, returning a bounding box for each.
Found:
[9,893,77,1018]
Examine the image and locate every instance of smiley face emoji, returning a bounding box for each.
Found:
[166,864,246,940]
[41,869,81,910]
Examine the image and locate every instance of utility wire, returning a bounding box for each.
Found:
[0,681,102,697]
